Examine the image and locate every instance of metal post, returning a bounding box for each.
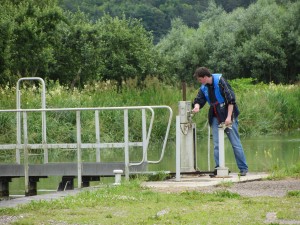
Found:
[39,78,47,163]
[217,125,229,176]
[124,109,129,180]
[142,109,147,163]
[219,127,225,167]
[176,116,181,181]
[76,111,82,188]
[95,110,101,162]
[178,101,195,172]
[208,125,211,171]
[16,90,21,164]
[23,112,29,195]
[16,77,48,163]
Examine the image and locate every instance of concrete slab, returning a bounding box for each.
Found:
[0,189,82,208]
[142,172,269,189]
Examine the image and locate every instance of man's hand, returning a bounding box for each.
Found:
[225,117,232,126]
[192,103,200,113]
[225,104,234,126]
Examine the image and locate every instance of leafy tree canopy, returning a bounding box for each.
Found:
[58,0,256,43]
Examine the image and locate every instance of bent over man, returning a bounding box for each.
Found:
[192,67,248,176]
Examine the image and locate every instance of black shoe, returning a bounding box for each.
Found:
[214,168,217,175]
[239,171,247,176]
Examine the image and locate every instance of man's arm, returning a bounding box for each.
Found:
[192,88,206,113]
[225,104,234,126]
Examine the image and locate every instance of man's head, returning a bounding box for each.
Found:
[193,67,211,78]
[193,67,212,84]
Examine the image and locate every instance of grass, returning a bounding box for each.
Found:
[0,164,299,224]
[216,180,234,188]
[266,162,300,180]
[0,179,299,225]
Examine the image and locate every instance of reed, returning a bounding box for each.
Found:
[0,77,299,147]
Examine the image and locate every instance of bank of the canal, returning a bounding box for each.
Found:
[0,172,268,208]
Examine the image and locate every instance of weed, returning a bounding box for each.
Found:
[287,190,300,197]
[147,171,170,181]
[105,214,113,218]
[214,190,240,199]
[267,163,300,180]
[216,181,234,188]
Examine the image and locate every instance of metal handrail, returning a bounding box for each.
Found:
[16,77,47,164]
[0,105,173,187]
[0,77,174,192]
[144,105,173,164]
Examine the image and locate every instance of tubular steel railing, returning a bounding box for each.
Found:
[0,106,173,191]
[0,78,173,193]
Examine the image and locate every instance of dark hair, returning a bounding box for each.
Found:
[193,67,211,78]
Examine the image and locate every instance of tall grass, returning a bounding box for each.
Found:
[267,162,300,180]
[0,77,299,147]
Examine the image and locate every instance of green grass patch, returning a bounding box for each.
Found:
[287,190,300,197]
[0,179,299,224]
[267,162,300,180]
[216,180,234,188]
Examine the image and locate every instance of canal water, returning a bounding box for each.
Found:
[8,131,300,196]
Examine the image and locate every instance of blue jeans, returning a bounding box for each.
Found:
[211,117,248,172]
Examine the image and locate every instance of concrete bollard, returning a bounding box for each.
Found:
[113,169,123,185]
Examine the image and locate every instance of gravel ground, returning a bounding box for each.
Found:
[225,178,300,197]
[150,178,300,197]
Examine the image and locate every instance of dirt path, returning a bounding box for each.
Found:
[150,178,300,197]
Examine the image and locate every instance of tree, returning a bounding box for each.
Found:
[156,0,299,84]
[97,14,156,91]
[280,1,300,82]
[156,18,205,84]
[0,2,15,85]
[7,0,65,79]
[51,11,104,87]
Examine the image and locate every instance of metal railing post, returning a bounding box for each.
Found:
[23,112,29,194]
[217,124,229,177]
[0,105,173,189]
[142,109,147,163]
[16,77,48,164]
[124,109,129,180]
[176,116,181,181]
[95,110,101,162]
[16,90,21,164]
[208,125,211,171]
[76,111,82,188]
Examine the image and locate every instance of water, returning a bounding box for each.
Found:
[150,131,300,173]
[8,132,300,195]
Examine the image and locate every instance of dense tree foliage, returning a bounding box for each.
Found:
[0,0,66,85]
[0,0,156,88]
[96,14,156,91]
[157,0,300,84]
[0,0,299,88]
[58,0,256,43]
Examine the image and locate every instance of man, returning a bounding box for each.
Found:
[192,67,248,176]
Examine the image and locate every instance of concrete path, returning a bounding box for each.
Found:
[0,172,268,208]
[142,172,269,190]
[0,189,82,208]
